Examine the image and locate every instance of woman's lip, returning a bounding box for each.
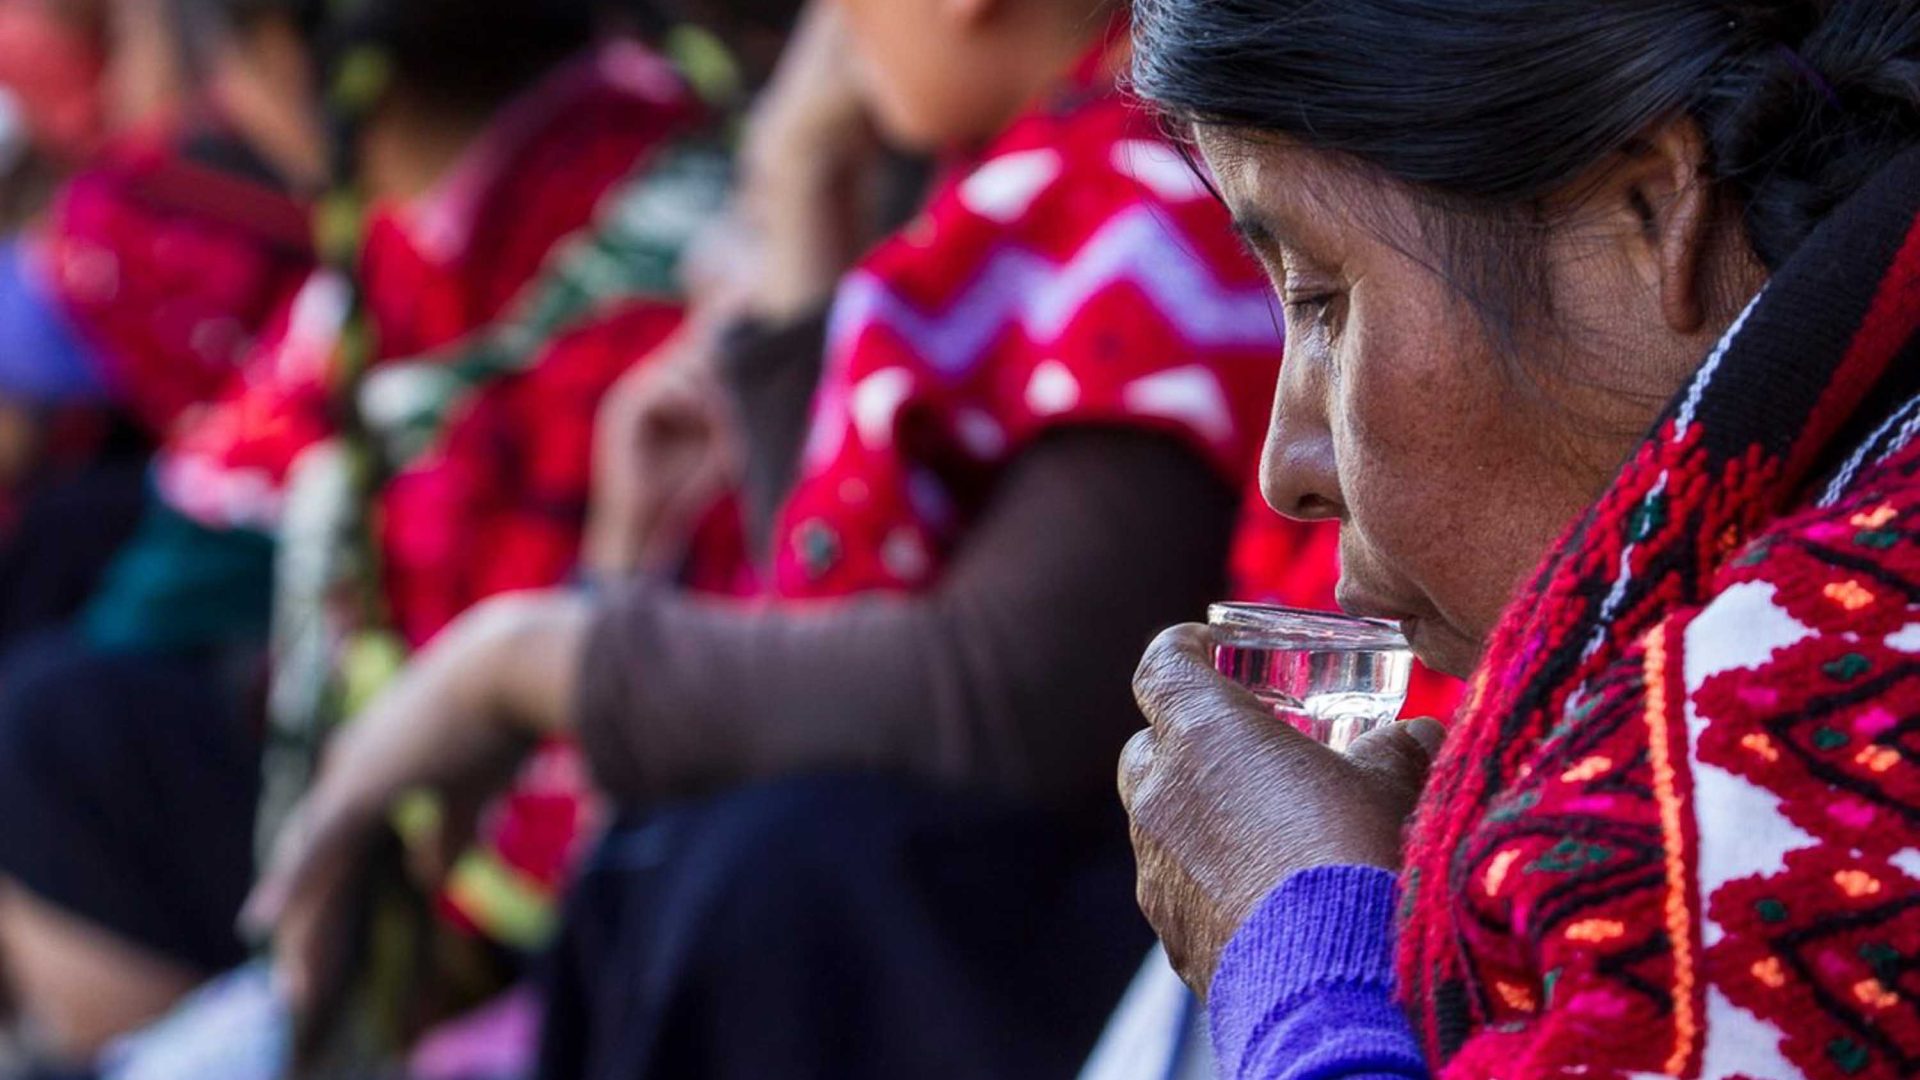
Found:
[1334,585,1414,625]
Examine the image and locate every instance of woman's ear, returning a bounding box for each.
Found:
[1599,117,1715,335]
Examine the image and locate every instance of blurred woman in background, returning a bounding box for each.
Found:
[0,0,741,1065]
[252,1,1294,1076]
[0,0,316,651]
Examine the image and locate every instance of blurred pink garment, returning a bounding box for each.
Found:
[0,0,103,161]
[35,127,312,434]
[407,987,541,1080]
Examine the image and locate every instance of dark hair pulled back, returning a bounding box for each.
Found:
[1134,0,1920,274]
[217,0,605,110]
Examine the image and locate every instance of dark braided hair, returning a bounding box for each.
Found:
[1133,1,1920,310]
[241,0,608,857]
[218,0,602,111]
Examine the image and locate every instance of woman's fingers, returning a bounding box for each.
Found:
[240,791,377,1011]
[240,799,322,934]
[1117,727,1156,807]
[1344,717,1447,792]
[242,793,364,927]
[234,604,549,1018]
[1131,621,1321,756]
[1132,623,1234,733]
[1121,630,1441,992]
[586,324,742,579]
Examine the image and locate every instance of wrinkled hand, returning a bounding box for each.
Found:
[241,593,590,1014]
[1119,624,1445,996]
[584,323,743,580]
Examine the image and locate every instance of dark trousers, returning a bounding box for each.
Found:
[0,458,146,653]
[536,774,1151,1080]
[0,631,260,973]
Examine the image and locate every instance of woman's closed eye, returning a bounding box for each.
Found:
[1283,289,1336,314]
[1282,285,1345,338]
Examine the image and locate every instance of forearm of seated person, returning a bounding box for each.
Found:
[576,430,1238,806]
[463,590,596,737]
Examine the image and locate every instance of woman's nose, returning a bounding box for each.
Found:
[1258,360,1342,522]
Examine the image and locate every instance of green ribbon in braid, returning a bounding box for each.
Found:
[348,141,730,952]
[258,5,414,1072]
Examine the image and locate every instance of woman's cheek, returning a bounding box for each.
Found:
[1339,316,1496,588]
[1337,327,1439,478]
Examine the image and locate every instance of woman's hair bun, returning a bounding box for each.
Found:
[1711,2,1920,268]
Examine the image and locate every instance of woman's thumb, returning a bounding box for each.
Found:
[1345,717,1446,788]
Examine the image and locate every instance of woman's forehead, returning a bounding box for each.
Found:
[1192,129,1391,248]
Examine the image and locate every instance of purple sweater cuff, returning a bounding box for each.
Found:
[1208,865,1413,1078]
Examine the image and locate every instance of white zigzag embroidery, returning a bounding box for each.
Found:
[824,206,1280,380]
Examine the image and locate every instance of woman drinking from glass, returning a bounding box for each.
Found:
[1120,3,1920,1078]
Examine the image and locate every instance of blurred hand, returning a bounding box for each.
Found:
[0,396,40,488]
[734,1,882,321]
[1119,624,1445,996]
[584,320,743,581]
[679,211,765,320]
[241,592,591,1014]
[738,2,874,196]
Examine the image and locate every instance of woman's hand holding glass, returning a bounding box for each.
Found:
[240,591,591,1015]
[1119,624,1445,995]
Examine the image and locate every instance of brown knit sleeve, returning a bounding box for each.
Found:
[575,429,1238,812]
[714,310,828,558]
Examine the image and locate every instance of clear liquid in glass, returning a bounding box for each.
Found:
[1208,604,1413,752]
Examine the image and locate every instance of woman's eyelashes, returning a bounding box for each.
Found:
[1283,289,1336,316]
[1282,283,1344,338]
[1253,241,1347,344]
[1272,244,1342,318]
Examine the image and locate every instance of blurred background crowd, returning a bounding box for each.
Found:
[0,1,1457,1078]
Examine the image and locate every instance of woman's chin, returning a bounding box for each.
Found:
[1404,618,1480,682]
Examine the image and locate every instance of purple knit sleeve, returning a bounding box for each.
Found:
[1207,865,1430,1080]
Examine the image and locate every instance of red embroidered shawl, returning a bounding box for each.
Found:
[1402,146,1920,1080]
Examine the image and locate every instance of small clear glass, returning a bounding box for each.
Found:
[1207,603,1413,752]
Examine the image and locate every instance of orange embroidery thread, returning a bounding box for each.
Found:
[1741,732,1782,763]
[1852,504,1898,529]
[1561,756,1615,784]
[1836,869,1884,898]
[1854,978,1899,1010]
[1856,745,1901,774]
[1495,980,1538,1013]
[1644,625,1698,1076]
[1484,849,1521,897]
[1565,918,1626,944]
[1824,580,1877,611]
